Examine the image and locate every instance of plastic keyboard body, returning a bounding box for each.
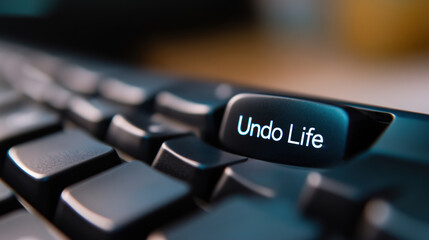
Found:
[0,41,428,240]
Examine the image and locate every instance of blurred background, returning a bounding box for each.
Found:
[1,0,429,113]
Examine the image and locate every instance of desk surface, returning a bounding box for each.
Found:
[142,27,429,115]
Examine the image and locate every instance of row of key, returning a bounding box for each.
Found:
[0,41,428,239]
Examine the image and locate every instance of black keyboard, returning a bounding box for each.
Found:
[0,40,428,240]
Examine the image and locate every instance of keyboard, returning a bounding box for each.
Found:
[0,40,428,240]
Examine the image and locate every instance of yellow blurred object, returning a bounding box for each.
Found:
[336,0,429,58]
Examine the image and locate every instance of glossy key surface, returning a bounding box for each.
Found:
[155,81,248,140]
[0,209,65,240]
[99,69,175,108]
[212,159,315,202]
[0,104,61,161]
[68,97,132,138]
[149,197,321,240]
[299,153,429,234]
[153,135,247,199]
[106,112,191,163]
[55,161,192,240]
[2,130,121,218]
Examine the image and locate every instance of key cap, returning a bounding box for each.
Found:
[219,93,391,167]
[68,97,132,138]
[0,88,22,111]
[212,159,315,202]
[0,209,65,239]
[358,199,429,240]
[99,69,175,108]
[14,63,55,102]
[155,82,247,140]
[2,130,121,218]
[152,135,246,199]
[55,161,192,240]
[0,104,61,161]
[42,83,75,112]
[148,197,321,240]
[56,61,102,95]
[106,112,191,163]
[299,153,429,234]
[0,180,20,216]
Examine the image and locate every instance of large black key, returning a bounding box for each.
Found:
[212,158,315,202]
[153,135,246,199]
[106,112,191,163]
[155,81,247,140]
[0,209,65,239]
[299,153,429,234]
[67,97,131,138]
[0,104,61,161]
[99,69,175,108]
[55,161,192,240]
[2,130,121,218]
[219,93,391,167]
[0,180,20,216]
[148,197,321,240]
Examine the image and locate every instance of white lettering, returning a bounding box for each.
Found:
[250,123,261,137]
[272,127,283,141]
[305,128,315,146]
[237,115,251,135]
[261,121,273,139]
[287,124,300,145]
[312,134,323,148]
[236,116,323,149]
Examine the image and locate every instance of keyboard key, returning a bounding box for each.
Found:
[55,161,192,240]
[68,97,132,138]
[219,93,390,167]
[148,197,321,240]
[358,199,429,240]
[106,112,191,163]
[152,135,246,199]
[15,63,55,103]
[56,62,102,95]
[0,88,22,111]
[99,70,175,108]
[0,181,20,216]
[212,159,315,202]
[0,105,61,161]
[2,130,121,218]
[299,153,429,234]
[42,83,75,112]
[0,209,65,240]
[155,82,246,140]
